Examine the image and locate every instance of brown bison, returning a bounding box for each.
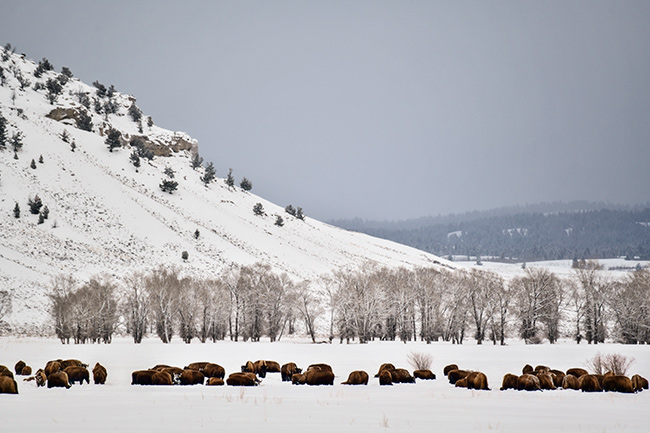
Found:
[264,361,281,373]
[307,363,333,373]
[292,373,306,385]
[522,364,533,375]
[549,369,565,387]
[60,359,86,369]
[0,375,19,394]
[342,370,369,385]
[281,363,302,382]
[252,360,268,378]
[227,372,260,386]
[93,363,107,385]
[388,369,415,384]
[180,369,205,385]
[0,368,14,379]
[375,363,396,377]
[151,364,175,371]
[566,368,588,378]
[443,364,459,376]
[241,361,255,373]
[21,366,32,376]
[603,375,634,393]
[152,371,174,386]
[517,374,541,391]
[0,365,9,374]
[562,374,580,390]
[378,370,392,386]
[455,377,468,388]
[500,373,519,391]
[34,369,47,387]
[48,371,71,389]
[466,372,489,390]
[185,362,210,371]
[414,369,436,380]
[201,363,225,379]
[536,373,556,390]
[15,360,27,375]
[632,374,649,392]
[207,377,225,386]
[534,365,550,374]
[579,374,602,392]
[64,366,89,385]
[44,361,62,377]
[132,370,157,385]
[447,369,470,385]
[304,369,335,386]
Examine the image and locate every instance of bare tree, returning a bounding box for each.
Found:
[484,271,509,346]
[574,261,612,344]
[49,274,77,344]
[608,269,650,344]
[466,269,491,344]
[177,276,199,343]
[0,290,12,331]
[122,271,149,343]
[440,270,469,344]
[567,278,586,343]
[146,266,181,343]
[511,268,560,343]
[334,265,383,344]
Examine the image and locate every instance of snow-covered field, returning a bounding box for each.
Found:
[1,337,649,432]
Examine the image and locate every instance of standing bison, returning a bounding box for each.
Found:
[281,363,302,382]
[64,366,90,385]
[48,371,71,389]
[0,376,19,394]
[443,364,459,376]
[375,363,396,378]
[93,363,107,385]
[447,369,470,385]
[14,361,26,375]
[602,375,634,393]
[632,374,649,392]
[517,374,541,391]
[378,370,392,386]
[201,363,225,379]
[466,372,489,390]
[500,373,519,391]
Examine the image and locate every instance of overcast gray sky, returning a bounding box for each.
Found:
[2,1,649,221]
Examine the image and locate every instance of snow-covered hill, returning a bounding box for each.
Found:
[0,49,451,332]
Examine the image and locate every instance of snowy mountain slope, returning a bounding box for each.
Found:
[0,50,451,332]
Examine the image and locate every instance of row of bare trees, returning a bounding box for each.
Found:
[48,261,650,345]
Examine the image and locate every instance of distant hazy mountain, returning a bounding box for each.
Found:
[330,203,650,261]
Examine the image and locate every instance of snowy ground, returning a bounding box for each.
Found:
[1,337,649,432]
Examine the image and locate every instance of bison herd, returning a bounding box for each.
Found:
[2,357,648,395]
[0,359,107,394]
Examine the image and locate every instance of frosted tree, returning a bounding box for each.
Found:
[574,260,611,344]
[608,269,650,344]
[225,168,235,189]
[240,177,252,191]
[122,271,149,344]
[295,281,322,343]
[48,274,77,344]
[146,266,181,343]
[190,151,203,170]
[201,161,216,185]
[177,276,198,343]
[105,128,121,152]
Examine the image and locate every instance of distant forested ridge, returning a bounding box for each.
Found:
[331,203,650,261]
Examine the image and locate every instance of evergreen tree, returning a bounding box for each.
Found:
[240,177,252,191]
[28,194,43,214]
[295,207,305,221]
[253,203,265,216]
[42,205,49,219]
[30,158,36,169]
[105,128,121,152]
[92,81,107,98]
[13,202,20,218]
[190,152,203,170]
[70,140,76,152]
[130,151,141,170]
[107,84,116,98]
[46,78,63,104]
[61,66,73,79]
[201,161,216,185]
[0,113,7,150]
[275,215,284,227]
[194,229,200,239]
[11,131,23,153]
[76,110,93,132]
[60,130,70,143]
[147,116,153,128]
[164,166,175,179]
[128,102,142,122]
[285,204,296,217]
[226,168,235,189]
[159,179,178,194]
[39,154,43,164]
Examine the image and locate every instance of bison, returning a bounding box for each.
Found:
[304,369,335,386]
[33,369,47,387]
[185,362,210,371]
[632,374,649,392]
[562,374,580,390]
[152,371,174,386]
[291,373,306,385]
[21,366,32,376]
[44,361,62,377]
[47,371,71,389]
[500,373,519,391]
[93,363,107,385]
[579,374,602,392]
[227,372,260,386]
[180,369,205,385]
[281,363,302,382]
[307,363,333,373]
[14,360,27,375]
[64,366,90,385]
[375,363,396,378]
[414,369,436,380]
[549,369,565,387]
[201,363,225,379]
[455,377,468,388]
[207,377,225,386]
[132,370,157,385]
[0,375,19,394]
[566,368,588,378]
[253,360,268,378]
[388,369,415,384]
[522,364,533,375]
[536,373,556,390]
[517,374,541,391]
[443,364,459,376]
[447,369,470,385]
[342,370,369,385]
[60,359,86,369]
[264,361,281,373]
[0,368,14,379]
[602,375,634,393]
[378,370,392,386]
[533,365,550,374]
[466,372,489,390]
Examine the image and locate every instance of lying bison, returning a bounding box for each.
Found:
[522,364,533,375]
[466,372,489,390]
[342,370,369,385]
[132,370,157,385]
[207,377,225,386]
[566,368,588,378]
[227,372,260,386]
[152,371,173,386]
[413,369,436,380]
[579,374,602,392]
[201,363,225,379]
[32,369,47,387]
[500,373,519,391]
[562,374,580,390]
[48,371,71,389]
[443,364,459,376]
[93,363,107,385]
[536,373,556,390]
[185,362,210,371]
[0,375,19,394]
[307,363,333,373]
[281,363,302,382]
[21,366,32,376]
[15,361,26,375]
[180,369,205,385]
[632,374,649,392]
[375,363,396,378]
[517,374,541,391]
[64,366,90,385]
[447,369,470,385]
[387,369,415,384]
[304,369,335,386]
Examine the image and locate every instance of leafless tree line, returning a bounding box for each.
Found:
[47,261,650,345]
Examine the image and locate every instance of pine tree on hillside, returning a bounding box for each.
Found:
[253,203,265,216]
[105,128,121,152]
[295,207,305,221]
[11,131,23,153]
[13,202,20,218]
[130,151,141,170]
[30,158,36,169]
[226,168,235,189]
[190,152,203,170]
[28,195,43,214]
[164,166,175,179]
[128,102,142,122]
[285,205,296,216]
[240,177,252,192]
[0,113,7,149]
[61,66,73,79]
[93,81,107,98]
[275,215,284,227]
[76,110,93,132]
[201,162,216,185]
[159,179,178,194]
[45,78,63,104]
